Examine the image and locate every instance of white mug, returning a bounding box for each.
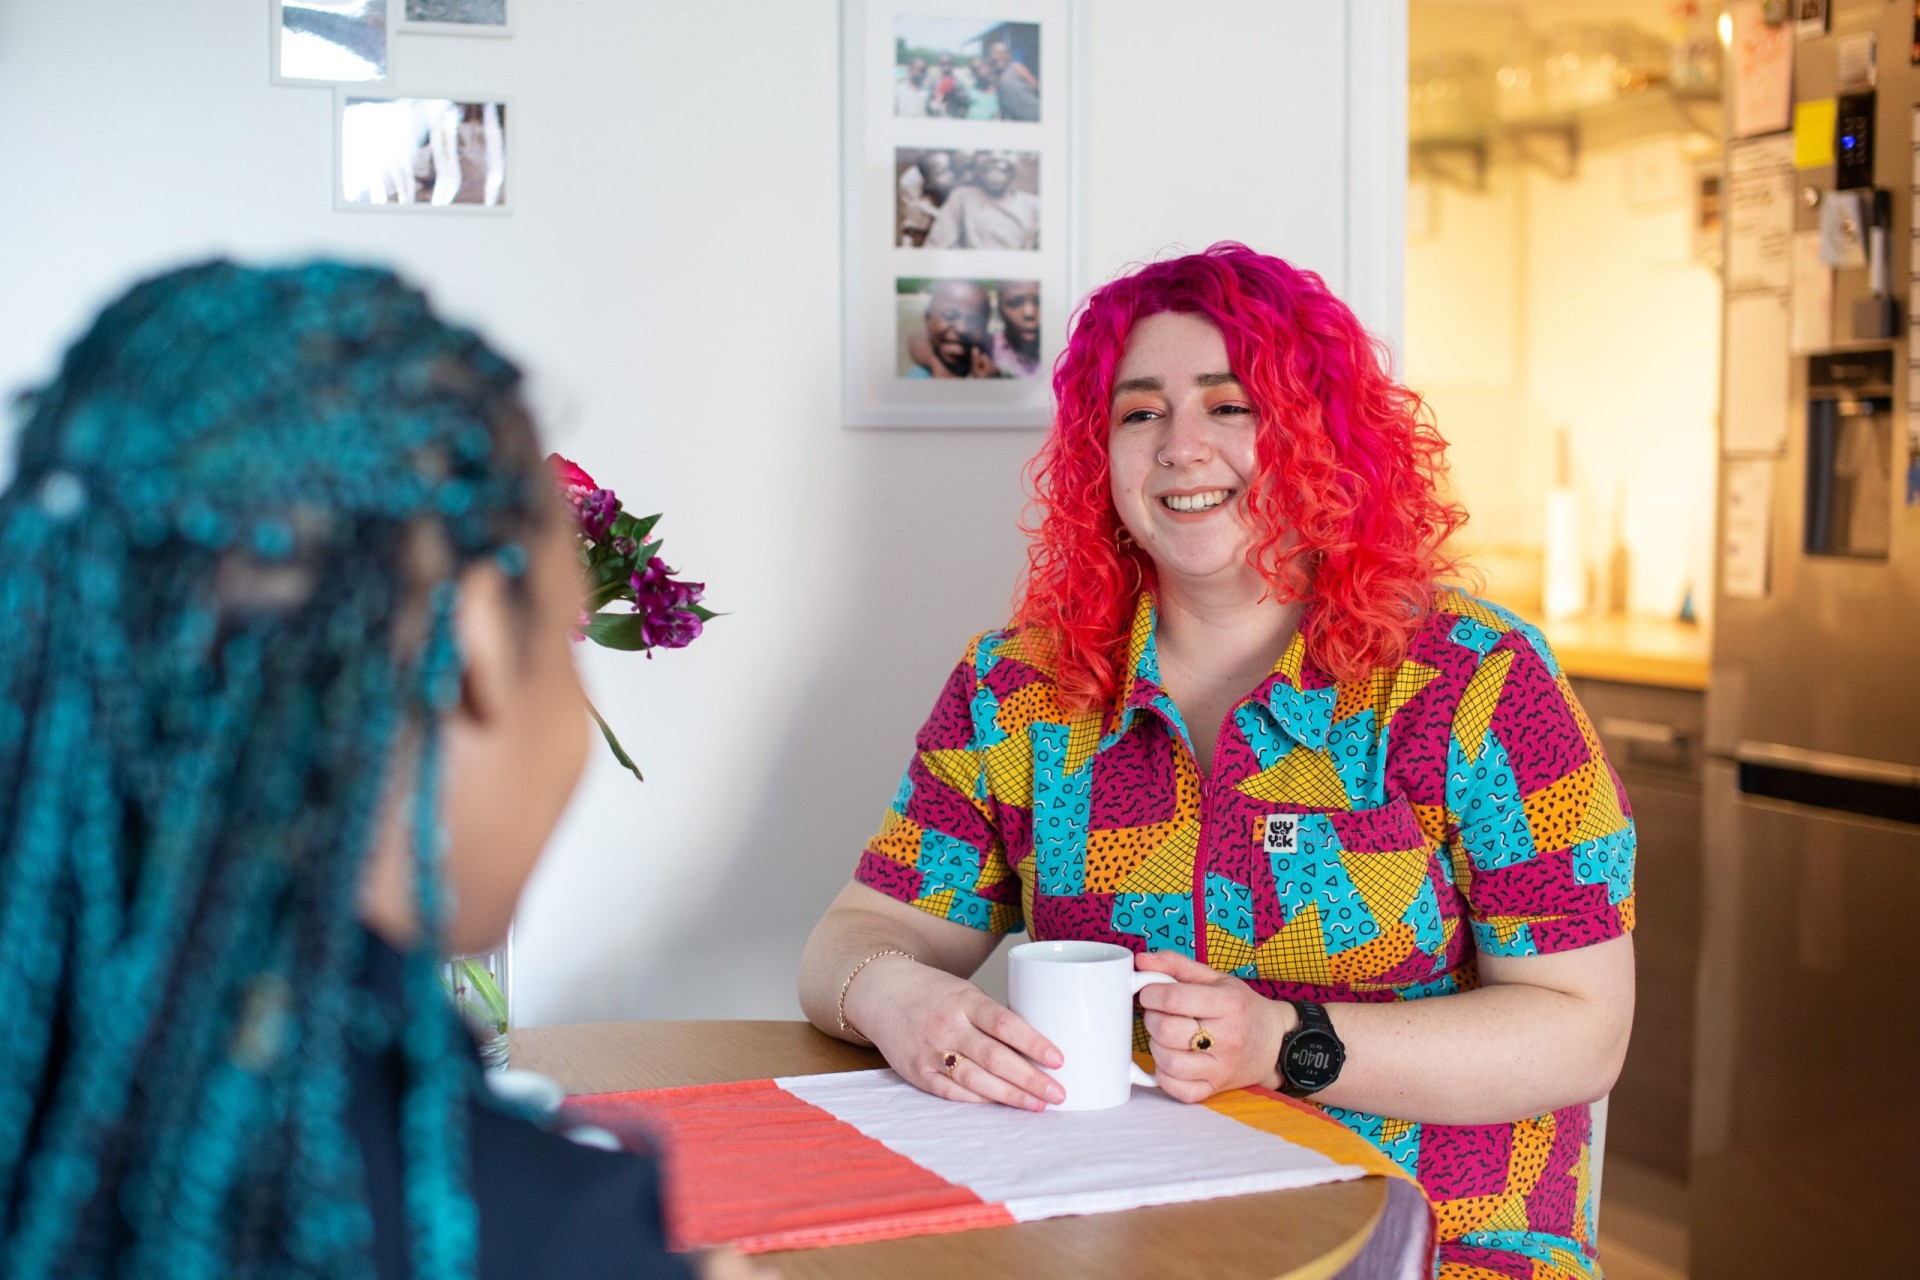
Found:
[1007,939,1176,1111]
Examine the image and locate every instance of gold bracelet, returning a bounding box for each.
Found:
[836,948,916,1045]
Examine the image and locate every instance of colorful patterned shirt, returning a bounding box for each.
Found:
[855,590,1636,1279]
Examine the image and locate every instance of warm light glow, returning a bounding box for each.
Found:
[1718,11,1733,45]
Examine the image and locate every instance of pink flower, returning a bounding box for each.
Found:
[547,453,599,498]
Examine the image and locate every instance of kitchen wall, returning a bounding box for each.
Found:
[1408,0,1721,623]
[0,1,1403,1022]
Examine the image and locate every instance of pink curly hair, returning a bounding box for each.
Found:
[1012,243,1467,711]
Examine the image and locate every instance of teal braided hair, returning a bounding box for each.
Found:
[0,260,547,1277]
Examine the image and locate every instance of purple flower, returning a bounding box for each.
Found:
[577,488,619,544]
[630,557,705,650]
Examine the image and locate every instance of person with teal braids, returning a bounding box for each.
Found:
[0,261,772,1279]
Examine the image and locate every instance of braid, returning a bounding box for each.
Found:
[0,260,544,1278]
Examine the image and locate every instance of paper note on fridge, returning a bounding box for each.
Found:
[1722,459,1774,601]
[1724,294,1791,454]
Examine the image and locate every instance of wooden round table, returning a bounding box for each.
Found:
[511,1020,1389,1280]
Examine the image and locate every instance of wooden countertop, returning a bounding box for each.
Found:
[1525,613,1711,691]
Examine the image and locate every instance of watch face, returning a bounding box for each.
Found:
[1283,1028,1345,1091]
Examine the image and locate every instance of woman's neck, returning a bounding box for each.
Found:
[1151,577,1304,689]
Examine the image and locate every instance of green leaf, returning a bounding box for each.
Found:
[585,578,631,613]
[628,512,662,542]
[457,957,510,1033]
[686,603,721,622]
[635,540,662,565]
[584,611,649,650]
[586,697,644,782]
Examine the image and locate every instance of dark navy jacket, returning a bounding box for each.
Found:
[349,935,693,1280]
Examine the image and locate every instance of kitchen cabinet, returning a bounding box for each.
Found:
[1570,676,1704,1182]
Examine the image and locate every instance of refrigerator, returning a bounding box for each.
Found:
[1694,2,1920,1276]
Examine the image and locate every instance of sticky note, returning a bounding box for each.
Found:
[1795,99,1838,168]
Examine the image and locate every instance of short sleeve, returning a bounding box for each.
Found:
[853,636,1024,933]
[1444,626,1636,958]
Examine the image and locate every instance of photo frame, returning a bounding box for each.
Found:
[333,89,512,214]
[842,0,1087,429]
[272,0,394,86]
[397,0,513,38]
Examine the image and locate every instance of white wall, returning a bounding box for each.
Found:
[0,0,1402,1024]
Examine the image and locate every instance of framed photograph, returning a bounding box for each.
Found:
[272,0,393,86]
[843,0,1086,429]
[398,0,512,37]
[334,90,510,213]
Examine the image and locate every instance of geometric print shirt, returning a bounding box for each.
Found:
[855,590,1636,1280]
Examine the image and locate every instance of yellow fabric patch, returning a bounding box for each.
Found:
[1205,924,1256,972]
[919,748,981,800]
[1237,745,1350,809]
[1254,903,1330,984]
[1117,821,1200,894]
[1343,849,1432,927]
[1453,647,1513,764]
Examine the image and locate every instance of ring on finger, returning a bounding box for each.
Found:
[941,1050,965,1075]
[1188,1021,1215,1053]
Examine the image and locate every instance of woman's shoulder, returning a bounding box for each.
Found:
[957,623,1063,686]
[1411,589,1564,675]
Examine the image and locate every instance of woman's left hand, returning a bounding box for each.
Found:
[1134,950,1296,1103]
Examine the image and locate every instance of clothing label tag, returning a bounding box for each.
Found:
[1263,814,1300,856]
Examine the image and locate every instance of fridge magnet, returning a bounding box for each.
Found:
[842,1,1086,429]
[335,91,510,212]
[273,0,392,86]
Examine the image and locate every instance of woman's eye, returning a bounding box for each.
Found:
[1213,403,1251,416]
[1118,407,1160,424]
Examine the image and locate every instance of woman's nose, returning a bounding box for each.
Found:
[1158,404,1214,466]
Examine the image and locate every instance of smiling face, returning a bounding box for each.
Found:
[924,281,990,374]
[998,280,1040,346]
[974,152,1015,197]
[1107,312,1266,597]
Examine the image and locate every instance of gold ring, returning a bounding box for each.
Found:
[1188,1023,1214,1053]
[942,1051,963,1074]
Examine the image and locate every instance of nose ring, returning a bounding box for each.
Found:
[1156,449,1173,467]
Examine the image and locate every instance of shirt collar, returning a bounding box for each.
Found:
[1111,591,1334,751]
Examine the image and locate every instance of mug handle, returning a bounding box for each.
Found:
[1128,971,1178,1090]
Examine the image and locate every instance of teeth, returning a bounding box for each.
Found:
[1162,489,1231,512]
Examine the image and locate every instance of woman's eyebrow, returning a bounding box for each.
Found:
[1112,371,1240,397]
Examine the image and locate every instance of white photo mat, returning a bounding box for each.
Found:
[332,88,513,215]
[397,0,513,37]
[271,0,395,87]
[841,0,1088,429]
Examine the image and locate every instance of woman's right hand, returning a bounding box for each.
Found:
[845,956,1066,1111]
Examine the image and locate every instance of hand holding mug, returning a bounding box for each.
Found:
[842,954,1066,1111]
[1134,950,1294,1103]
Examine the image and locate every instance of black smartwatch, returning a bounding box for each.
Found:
[1277,1000,1345,1097]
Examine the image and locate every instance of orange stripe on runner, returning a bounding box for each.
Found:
[1200,1086,1423,1188]
[560,1079,1013,1254]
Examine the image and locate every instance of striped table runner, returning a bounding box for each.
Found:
[560,1067,1434,1273]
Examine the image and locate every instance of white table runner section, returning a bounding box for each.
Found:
[778,1068,1371,1223]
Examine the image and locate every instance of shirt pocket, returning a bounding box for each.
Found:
[1258,798,1452,987]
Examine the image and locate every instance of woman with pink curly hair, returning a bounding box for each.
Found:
[802,244,1636,1278]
